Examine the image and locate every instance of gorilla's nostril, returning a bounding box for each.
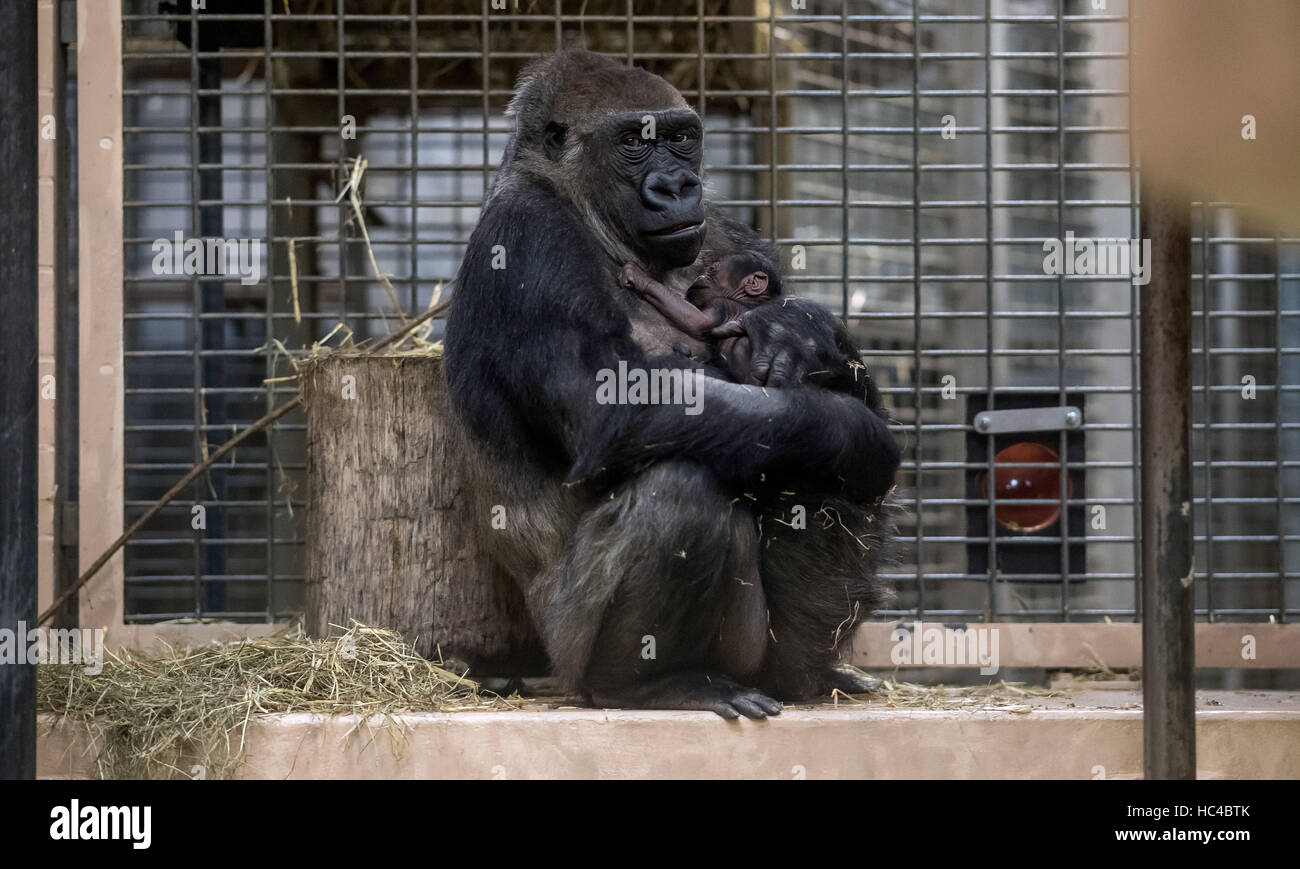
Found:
[644,169,701,207]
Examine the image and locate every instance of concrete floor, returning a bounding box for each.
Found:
[37,688,1300,779]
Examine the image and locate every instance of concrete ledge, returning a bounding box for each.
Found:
[38,690,1300,779]
[101,621,287,653]
[89,622,1300,669]
[850,622,1300,669]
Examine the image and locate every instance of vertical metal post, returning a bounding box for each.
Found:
[1127,10,1143,623]
[838,3,848,327]
[55,0,79,629]
[766,2,776,244]
[983,7,996,622]
[198,32,228,614]
[1140,187,1196,780]
[910,0,924,616]
[0,0,39,781]
[264,0,277,620]
[1200,202,1214,620]
[338,0,349,325]
[1055,1,1070,619]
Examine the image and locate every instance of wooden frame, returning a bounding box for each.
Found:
[72,0,287,652]
[851,622,1300,670]
[36,0,59,616]
[76,0,124,635]
[66,3,1298,667]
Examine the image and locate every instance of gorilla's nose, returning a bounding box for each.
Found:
[642,168,702,212]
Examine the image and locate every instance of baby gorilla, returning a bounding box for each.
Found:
[620,251,781,384]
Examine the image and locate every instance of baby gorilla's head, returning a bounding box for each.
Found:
[688,251,782,308]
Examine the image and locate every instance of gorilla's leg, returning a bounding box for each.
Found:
[530,460,780,719]
[710,510,768,682]
[757,497,893,699]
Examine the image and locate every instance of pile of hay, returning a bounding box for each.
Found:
[834,679,1059,714]
[38,622,506,780]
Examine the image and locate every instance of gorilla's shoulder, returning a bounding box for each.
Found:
[483,171,574,220]
[467,172,603,268]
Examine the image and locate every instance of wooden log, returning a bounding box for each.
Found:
[301,355,545,674]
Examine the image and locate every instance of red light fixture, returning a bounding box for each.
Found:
[979,442,1072,533]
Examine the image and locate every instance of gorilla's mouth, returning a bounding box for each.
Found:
[647,220,705,238]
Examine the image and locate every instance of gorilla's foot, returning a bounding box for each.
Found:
[825,663,883,696]
[588,672,783,720]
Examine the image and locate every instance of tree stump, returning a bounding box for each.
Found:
[301,355,545,675]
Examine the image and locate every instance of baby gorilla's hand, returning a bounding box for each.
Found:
[710,318,746,339]
[619,262,654,294]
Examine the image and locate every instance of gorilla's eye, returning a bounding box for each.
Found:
[621,134,648,150]
[668,130,695,145]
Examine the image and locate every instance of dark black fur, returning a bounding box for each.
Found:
[444,50,900,718]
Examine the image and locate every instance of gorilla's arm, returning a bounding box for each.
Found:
[619,262,723,340]
[444,181,898,503]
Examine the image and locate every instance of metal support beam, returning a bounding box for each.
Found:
[0,0,40,781]
[1140,187,1196,780]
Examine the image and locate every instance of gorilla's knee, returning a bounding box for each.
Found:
[575,461,763,687]
[586,461,737,571]
[621,461,733,526]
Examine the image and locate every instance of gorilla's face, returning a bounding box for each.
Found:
[588,109,707,270]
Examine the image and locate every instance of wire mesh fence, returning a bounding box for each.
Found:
[115,0,1297,625]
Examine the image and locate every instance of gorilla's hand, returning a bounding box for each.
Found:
[714,298,852,390]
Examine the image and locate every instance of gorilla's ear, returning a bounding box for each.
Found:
[742,272,769,295]
[543,122,568,162]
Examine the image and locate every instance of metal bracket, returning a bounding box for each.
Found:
[972,406,1083,434]
[61,500,78,547]
[59,0,76,46]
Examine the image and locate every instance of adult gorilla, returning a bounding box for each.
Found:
[445,50,899,719]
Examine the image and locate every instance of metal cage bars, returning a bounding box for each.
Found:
[116,1,1297,624]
